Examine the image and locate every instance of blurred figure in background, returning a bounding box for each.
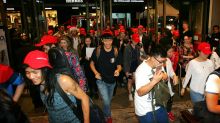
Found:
[0,64,25,102]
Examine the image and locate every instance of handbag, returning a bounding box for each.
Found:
[54,76,105,123]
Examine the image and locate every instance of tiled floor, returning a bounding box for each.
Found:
[18,85,192,123]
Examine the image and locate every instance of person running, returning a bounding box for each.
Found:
[90,32,122,123]
[23,50,90,123]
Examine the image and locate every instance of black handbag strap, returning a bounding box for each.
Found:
[54,76,83,121]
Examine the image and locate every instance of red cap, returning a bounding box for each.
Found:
[0,64,14,84]
[173,30,179,37]
[120,29,125,33]
[80,28,85,31]
[132,33,140,43]
[119,25,124,29]
[48,30,53,35]
[114,30,119,37]
[138,25,143,29]
[24,50,52,69]
[102,29,113,35]
[132,28,138,33]
[102,30,113,39]
[35,35,57,47]
[198,42,211,55]
[80,28,86,36]
[89,29,95,34]
[67,25,72,29]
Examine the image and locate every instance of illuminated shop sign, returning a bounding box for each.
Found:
[66,0,83,3]
[114,0,144,2]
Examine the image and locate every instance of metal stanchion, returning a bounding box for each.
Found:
[178,63,182,96]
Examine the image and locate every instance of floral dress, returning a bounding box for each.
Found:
[65,51,87,92]
[178,44,195,69]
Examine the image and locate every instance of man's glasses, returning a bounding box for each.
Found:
[153,56,164,64]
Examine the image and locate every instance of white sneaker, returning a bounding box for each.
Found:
[129,94,133,101]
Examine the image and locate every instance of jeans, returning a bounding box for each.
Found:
[138,107,169,123]
[96,79,116,118]
[190,89,204,104]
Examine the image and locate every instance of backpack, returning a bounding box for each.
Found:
[150,69,170,122]
[96,45,118,60]
[48,47,105,123]
[150,69,170,108]
[193,68,220,123]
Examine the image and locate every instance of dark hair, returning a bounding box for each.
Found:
[101,33,113,40]
[0,89,30,123]
[149,44,167,58]
[23,64,54,106]
[163,44,173,53]
[213,25,219,29]
[85,34,92,39]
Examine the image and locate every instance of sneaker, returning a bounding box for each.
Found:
[106,117,112,123]
[129,93,133,101]
[168,112,175,121]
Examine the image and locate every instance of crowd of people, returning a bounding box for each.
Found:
[0,22,220,123]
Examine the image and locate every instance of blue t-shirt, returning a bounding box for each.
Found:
[0,73,24,96]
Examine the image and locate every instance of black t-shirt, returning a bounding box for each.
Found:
[210,32,220,48]
[180,30,193,41]
[91,47,122,83]
[130,48,138,73]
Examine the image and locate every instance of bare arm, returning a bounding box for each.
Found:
[13,82,25,102]
[90,60,101,80]
[114,65,122,77]
[206,93,220,114]
[59,75,90,123]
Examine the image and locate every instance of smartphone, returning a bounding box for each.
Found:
[155,64,162,72]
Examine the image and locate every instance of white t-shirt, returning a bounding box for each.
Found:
[183,59,214,94]
[205,74,220,94]
[210,51,220,69]
[134,60,160,116]
[166,58,176,96]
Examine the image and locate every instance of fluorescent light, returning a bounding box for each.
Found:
[45,7,52,10]
[92,7,100,9]
[7,8,14,11]
[72,7,79,9]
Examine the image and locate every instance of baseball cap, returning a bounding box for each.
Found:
[89,29,95,34]
[48,30,54,35]
[24,50,52,69]
[0,64,14,84]
[173,30,180,37]
[197,42,211,55]
[138,25,143,29]
[120,29,125,33]
[132,33,140,43]
[131,28,138,34]
[102,30,113,39]
[35,35,57,47]
[119,25,124,30]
